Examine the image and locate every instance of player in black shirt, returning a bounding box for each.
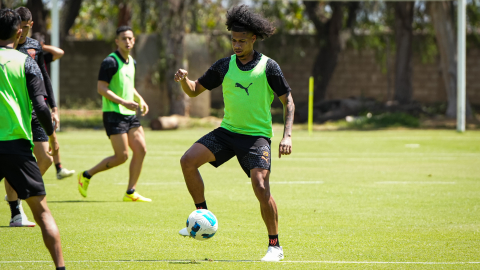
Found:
[3,6,66,227]
[31,32,74,180]
[0,9,65,269]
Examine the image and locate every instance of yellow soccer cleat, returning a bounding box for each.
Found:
[77,172,90,198]
[123,192,152,202]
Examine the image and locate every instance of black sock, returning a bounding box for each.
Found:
[55,163,62,173]
[195,201,208,210]
[8,201,21,218]
[268,235,280,247]
[83,171,92,179]
[56,267,66,270]
[126,189,135,195]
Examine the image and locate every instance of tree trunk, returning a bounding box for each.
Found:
[27,0,47,37]
[428,1,472,118]
[157,0,190,116]
[393,2,414,105]
[61,0,83,38]
[117,1,132,27]
[304,1,344,103]
[140,0,147,32]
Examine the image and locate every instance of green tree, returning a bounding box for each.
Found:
[156,0,192,115]
[303,1,360,103]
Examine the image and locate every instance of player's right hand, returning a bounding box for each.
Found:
[47,133,59,156]
[174,69,188,82]
[122,100,139,111]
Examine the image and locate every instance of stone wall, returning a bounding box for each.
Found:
[59,40,114,108]
[57,34,480,117]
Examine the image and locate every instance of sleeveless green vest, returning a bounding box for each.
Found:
[102,53,136,115]
[0,48,33,148]
[221,54,274,138]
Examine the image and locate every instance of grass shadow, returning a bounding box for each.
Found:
[112,259,258,264]
[48,200,121,203]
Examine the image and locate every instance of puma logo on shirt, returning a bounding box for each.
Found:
[235,82,253,96]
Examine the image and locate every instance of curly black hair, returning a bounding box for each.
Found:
[226,5,276,40]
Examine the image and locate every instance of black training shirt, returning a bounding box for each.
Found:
[16,37,56,108]
[98,51,137,83]
[198,51,291,97]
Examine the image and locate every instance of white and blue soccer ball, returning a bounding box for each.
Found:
[186,209,218,241]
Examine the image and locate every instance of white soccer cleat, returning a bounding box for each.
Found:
[10,214,36,227]
[261,246,284,262]
[179,227,189,237]
[57,168,76,180]
[5,196,36,227]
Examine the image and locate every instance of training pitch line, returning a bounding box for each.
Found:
[1,260,479,264]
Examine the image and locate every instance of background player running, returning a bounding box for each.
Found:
[78,26,151,202]
[174,5,294,262]
[0,9,65,269]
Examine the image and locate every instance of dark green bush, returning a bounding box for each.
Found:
[346,112,420,129]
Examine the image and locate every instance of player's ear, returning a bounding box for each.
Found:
[16,28,23,39]
[251,34,256,44]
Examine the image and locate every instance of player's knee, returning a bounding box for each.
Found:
[37,154,53,168]
[180,153,195,169]
[253,183,268,196]
[115,152,129,164]
[138,146,147,156]
[180,154,189,168]
[252,181,271,203]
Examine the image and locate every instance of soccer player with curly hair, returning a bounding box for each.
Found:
[175,5,294,261]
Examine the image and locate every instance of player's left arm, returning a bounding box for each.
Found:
[266,59,294,158]
[41,44,64,61]
[133,88,149,116]
[278,92,295,158]
[38,50,59,129]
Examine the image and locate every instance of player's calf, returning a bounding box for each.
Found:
[25,195,64,268]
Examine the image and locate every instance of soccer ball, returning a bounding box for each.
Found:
[186,209,218,241]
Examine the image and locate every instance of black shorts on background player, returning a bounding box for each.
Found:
[103,111,141,137]
[0,154,46,199]
[197,127,271,177]
[31,114,49,142]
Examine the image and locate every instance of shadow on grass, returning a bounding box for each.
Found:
[48,200,122,203]
[111,259,258,264]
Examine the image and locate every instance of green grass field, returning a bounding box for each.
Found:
[1,128,479,269]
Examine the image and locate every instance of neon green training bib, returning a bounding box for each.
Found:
[221,54,274,138]
[0,48,33,149]
[102,53,136,115]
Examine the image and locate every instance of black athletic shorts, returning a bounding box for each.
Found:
[0,154,46,199]
[31,112,49,142]
[103,111,141,137]
[196,127,271,177]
